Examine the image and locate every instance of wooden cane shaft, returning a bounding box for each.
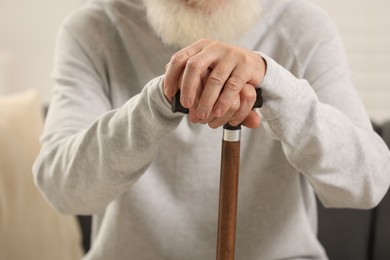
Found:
[216,139,240,260]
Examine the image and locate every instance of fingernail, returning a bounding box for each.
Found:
[163,85,172,98]
[214,107,222,117]
[197,109,207,119]
[229,120,240,126]
[181,98,192,108]
[163,87,169,97]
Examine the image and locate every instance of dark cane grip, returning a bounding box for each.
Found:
[253,88,263,109]
[172,88,263,114]
[171,91,189,114]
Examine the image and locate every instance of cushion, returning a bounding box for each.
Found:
[0,90,83,259]
[372,121,390,260]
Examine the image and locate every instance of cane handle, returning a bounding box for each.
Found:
[172,88,263,114]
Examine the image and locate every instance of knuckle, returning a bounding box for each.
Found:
[225,76,243,93]
[170,51,191,65]
[186,58,204,72]
[217,98,232,111]
[242,54,253,64]
[197,38,209,45]
[242,88,257,103]
[208,73,226,86]
[217,99,238,118]
[210,40,224,49]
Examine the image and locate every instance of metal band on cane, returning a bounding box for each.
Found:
[223,129,241,142]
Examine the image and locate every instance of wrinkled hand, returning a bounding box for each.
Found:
[164,39,266,129]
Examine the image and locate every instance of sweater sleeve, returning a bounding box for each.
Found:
[258,26,390,209]
[32,26,183,215]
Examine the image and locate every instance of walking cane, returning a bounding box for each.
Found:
[172,88,263,260]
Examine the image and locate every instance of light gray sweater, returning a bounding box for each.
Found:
[33,0,390,259]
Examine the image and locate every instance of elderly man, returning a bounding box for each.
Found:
[33,0,390,259]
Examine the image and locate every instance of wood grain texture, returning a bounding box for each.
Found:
[216,140,240,260]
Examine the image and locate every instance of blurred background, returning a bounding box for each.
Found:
[1,0,389,259]
[0,0,389,123]
[0,0,84,102]
[311,0,390,124]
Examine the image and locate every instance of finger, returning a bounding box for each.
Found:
[195,60,235,119]
[228,84,257,126]
[188,82,204,123]
[180,57,205,108]
[180,44,221,109]
[164,42,204,100]
[247,53,267,87]
[242,110,262,129]
[208,98,240,129]
[212,65,250,118]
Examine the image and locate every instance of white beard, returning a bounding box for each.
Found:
[142,0,262,48]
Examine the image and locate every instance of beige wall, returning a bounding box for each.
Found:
[1,0,389,123]
[0,0,84,102]
[310,0,390,123]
